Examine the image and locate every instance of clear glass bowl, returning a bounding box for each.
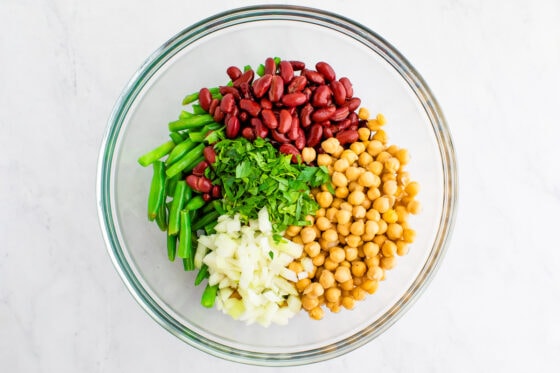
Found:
[97,5,457,366]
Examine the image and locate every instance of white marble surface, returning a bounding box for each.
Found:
[2,0,559,371]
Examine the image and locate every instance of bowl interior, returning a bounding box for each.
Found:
[100,8,454,365]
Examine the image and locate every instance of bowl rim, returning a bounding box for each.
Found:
[97,4,457,366]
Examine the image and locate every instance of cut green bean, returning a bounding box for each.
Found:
[184,155,204,174]
[201,284,218,308]
[194,264,209,286]
[168,181,188,235]
[168,114,214,132]
[185,195,205,211]
[188,131,206,143]
[243,65,252,72]
[166,174,179,197]
[192,210,220,231]
[166,138,196,166]
[256,63,265,76]
[155,199,167,231]
[209,87,221,95]
[179,110,195,119]
[202,201,216,214]
[177,210,192,259]
[147,161,166,221]
[167,233,177,261]
[192,104,206,114]
[169,132,184,144]
[182,92,199,105]
[183,258,194,271]
[165,143,205,178]
[204,220,218,235]
[273,56,281,65]
[138,141,175,167]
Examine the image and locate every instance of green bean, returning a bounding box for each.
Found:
[243,65,252,72]
[177,210,192,259]
[202,122,223,132]
[168,114,214,132]
[165,143,205,178]
[169,132,184,144]
[202,201,216,214]
[192,104,206,114]
[168,181,188,235]
[184,155,204,174]
[166,138,196,166]
[194,264,209,286]
[185,195,205,211]
[212,200,226,215]
[204,220,218,235]
[209,87,221,96]
[188,131,206,143]
[166,174,179,197]
[138,141,175,167]
[273,56,281,65]
[179,110,194,119]
[155,198,167,231]
[192,210,220,231]
[181,92,199,105]
[167,233,177,261]
[183,258,194,271]
[201,284,218,308]
[147,161,166,221]
[256,63,265,77]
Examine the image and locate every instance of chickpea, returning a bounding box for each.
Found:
[342,296,355,310]
[403,228,416,243]
[288,261,304,274]
[321,137,341,154]
[312,252,326,267]
[358,107,370,120]
[387,223,403,240]
[322,228,339,242]
[351,261,367,277]
[301,147,316,164]
[348,181,364,193]
[345,247,359,261]
[351,286,367,301]
[335,209,352,224]
[353,276,363,287]
[381,240,397,257]
[373,234,386,247]
[395,205,409,223]
[367,140,384,157]
[363,242,380,258]
[325,287,342,303]
[373,129,388,144]
[302,294,320,310]
[296,278,311,292]
[317,153,333,166]
[405,181,420,197]
[292,235,304,245]
[323,257,338,271]
[340,279,354,292]
[304,241,321,257]
[337,222,351,236]
[315,208,326,218]
[345,166,362,182]
[320,238,336,251]
[350,141,366,155]
[373,196,390,213]
[340,150,359,164]
[285,225,302,237]
[340,202,353,212]
[332,171,348,188]
[358,127,371,142]
[382,172,396,183]
[327,302,341,313]
[396,148,410,165]
[304,282,325,297]
[383,179,398,196]
[397,240,409,256]
[380,256,397,270]
[329,247,346,263]
[316,191,334,208]
[352,205,366,219]
[312,225,321,239]
[331,198,343,209]
[309,306,325,320]
[300,226,317,243]
[361,198,372,210]
[349,220,365,236]
[397,171,410,185]
[366,208,380,221]
[348,190,366,206]
[367,187,381,201]
[346,234,361,248]
[326,207,338,222]
[361,279,379,294]
[407,199,421,215]
[376,151,391,164]
[376,113,387,125]
[367,266,383,281]
[358,171,376,187]
[384,157,400,174]
[386,144,399,156]
[377,219,388,235]
[315,216,331,231]
[358,152,373,168]
[365,256,380,269]
[335,186,349,199]
[305,215,315,225]
[333,158,350,172]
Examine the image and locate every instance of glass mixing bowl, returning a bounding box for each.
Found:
[97,5,457,366]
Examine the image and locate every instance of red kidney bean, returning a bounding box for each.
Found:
[339,77,353,98]
[272,129,290,143]
[282,92,307,107]
[295,127,306,150]
[287,75,307,93]
[226,66,242,81]
[278,109,292,133]
[264,57,276,75]
[261,109,278,129]
[279,143,300,163]
[198,88,212,112]
[336,129,359,145]
[239,82,252,99]
[346,97,361,112]
[289,60,305,71]
[203,146,216,164]
[231,105,239,118]
[241,127,255,140]
[317,120,331,127]
[260,97,272,110]
[239,98,261,117]
[220,93,236,113]
[186,175,212,193]
[239,111,249,123]
[311,85,332,107]
[211,185,221,199]
[202,193,212,202]
[337,118,351,131]
[330,80,347,105]
[306,124,324,148]
[288,115,300,140]
[323,126,334,139]
[300,103,313,127]
[302,87,312,102]
[348,112,359,127]
[208,98,219,116]
[254,119,269,138]
[233,69,254,88]
[303,69,325,85]
[225,115,240,138]
[349,124,358,131]
[279,60,294,84]
[213,106,225,123]
[315,61,336,82]
[192,160,209,176]
[330,106,349,122]
[219,86,241,100]
[311,106,336,122]
[252,74,272,98]
[268,75,284,102]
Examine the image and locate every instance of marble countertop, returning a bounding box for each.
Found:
[2,0,559,371]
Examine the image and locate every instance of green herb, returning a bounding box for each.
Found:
[208,137,330,233]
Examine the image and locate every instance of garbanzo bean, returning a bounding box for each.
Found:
[346,234,361,248]
[363,242,380,258]
[296,278,311,292]
[352,205,366,219]
[304,241,321,257]
[309,306,325,320]
[339,202,353,212]
[336,209,352,224]
[304,282,325,297]
[403,228,416,243]
[348,190,365,206]
[380,256,397,270]
[358,152,373,167]
[312,252,326,266]
[302,295,320,310]
[386,223,403,240]
[405,181,420,197]
[329,247,346,263]
[397,240,409,256]
[345,166,362,181]
[361,198,372,210]
[367,140,384,156]
[358,107,370,120]
[326,207,338,222]
[334,266,352,283]
[315,216,332,231]
[301,147,317,164]
[285,225,302,237]
[333,158,350,172]
[337,222,351,236]
[335,186,349,199]
[396,148,410,165]
[367,187,381,201]
[345,247,359,261]
[317,153,333,166]
[383,179,398,195]
[350,220,365,236]
[347,181,363,193]
[321,137,342,154]
[332,171,348,187]
[358,127,371,142]
[301,226,317,243]
[382,209,398,224]
[372,129,388,143]
[381,240,397,257]
[407,199,421,214]
[351,286,367,301]
[351,261,367,277]
[372,196,390,213]
[322,228,339,243]
[342,296,355,310]
[340,150,359,164]
[325,287,342,303]
[361,279,379,294]
[350,141,366,155]
[316,191,334,208]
